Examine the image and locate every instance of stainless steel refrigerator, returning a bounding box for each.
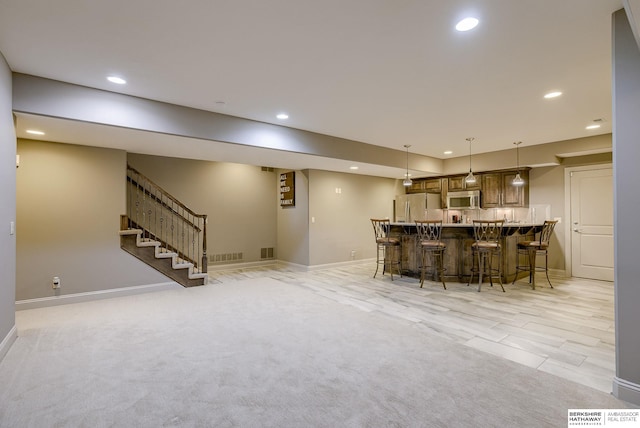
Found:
[394,193,441,222]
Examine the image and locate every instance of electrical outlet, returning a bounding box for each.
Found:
[52,276,61,289]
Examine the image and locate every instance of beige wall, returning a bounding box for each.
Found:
[0,51,16,353]
[276,169,310,265]
[307,169,400,265]
[443,134,612,175]
[127,153,277,265]
[16,140,167,301]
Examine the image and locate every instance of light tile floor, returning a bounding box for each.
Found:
[209,261,616,393]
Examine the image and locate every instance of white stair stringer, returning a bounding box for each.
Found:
[119,229,208,282]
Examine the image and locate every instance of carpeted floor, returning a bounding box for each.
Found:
[0,277,631,427]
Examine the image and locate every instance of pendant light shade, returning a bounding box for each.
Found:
[403,144,413,187]
[465,137,476,184]
[512,141,525,186]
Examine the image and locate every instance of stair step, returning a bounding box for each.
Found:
[119,228,207,287]
[155,251,177,259]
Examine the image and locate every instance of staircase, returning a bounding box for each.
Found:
[119,165,208,287]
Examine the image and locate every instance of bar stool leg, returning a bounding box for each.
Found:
[477,251,484,292]
[436,250,446,290]
[544,250,553,288]
[492,249,505,292]
[419,248,426,288]
[387,245,394,281]
[528,248,536,290]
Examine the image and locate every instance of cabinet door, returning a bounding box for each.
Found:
[502,171,528,207]
[406,180,424,193]
[464,175,482,191]
[448,176,465,192]
[481,173,502,207]
[424,178,442,193]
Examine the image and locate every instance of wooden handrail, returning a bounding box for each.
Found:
[127,175,201,232]
[127,165,206,220]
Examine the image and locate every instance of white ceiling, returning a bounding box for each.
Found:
[0,0,625,176]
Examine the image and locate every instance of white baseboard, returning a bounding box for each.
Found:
[277,258,375,271]
[0,325,17,363]
[207,258,374,273]
[613,376,640,406]
[15,282,181,311]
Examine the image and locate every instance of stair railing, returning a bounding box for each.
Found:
[125,165,207,273]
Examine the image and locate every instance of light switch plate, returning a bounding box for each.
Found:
[10,221,15,235]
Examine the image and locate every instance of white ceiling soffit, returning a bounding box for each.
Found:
[0,0,622,165]
[14,113,418,179]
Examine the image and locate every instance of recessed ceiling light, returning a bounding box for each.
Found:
[455,17,479,32]
[26,129,45,135]
[586,124,601,130]
[276,113,289,120]
[444,150,453,155]
[544,91,562,99]
[107,76,127,84]
[349,166,359,170]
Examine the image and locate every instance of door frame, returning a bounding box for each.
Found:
[563,163,613,278]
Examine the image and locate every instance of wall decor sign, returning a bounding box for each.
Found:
[280,171,295,207]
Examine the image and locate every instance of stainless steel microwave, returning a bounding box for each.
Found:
[447,190,480,209]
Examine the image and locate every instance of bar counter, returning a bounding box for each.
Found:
[389,222,542,283]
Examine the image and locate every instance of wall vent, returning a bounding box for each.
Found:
[261,166,275,172]
[209,252,244,264]
[260,247,274,259]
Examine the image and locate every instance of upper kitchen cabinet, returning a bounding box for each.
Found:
[406,178,442,194]
[406,180,425,194]
[448,175,482,192]
[424,178,442,193]
[481,169,529,208]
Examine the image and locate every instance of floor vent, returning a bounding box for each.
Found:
[260,247,274,259]
[261,166,275,172]
[209,252,244,264]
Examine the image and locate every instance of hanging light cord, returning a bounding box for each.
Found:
[403,144,412,186]
[465,137,476,183]
[513,141,525,186]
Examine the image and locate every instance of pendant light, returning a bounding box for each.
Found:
[512,141,525,186]
[403,144,413,187]
[465,137,476,184]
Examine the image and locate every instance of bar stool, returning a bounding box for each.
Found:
[415,220,446,289]
[370,218,402,280]
[468,220,505,292]
[512,220,558,290]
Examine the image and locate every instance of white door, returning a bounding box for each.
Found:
[570,167,614,281]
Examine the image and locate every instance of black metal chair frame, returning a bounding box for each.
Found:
[512,220,558,290]
[370,218,402,280]
[415,220,446,289]
[468,220,505,292]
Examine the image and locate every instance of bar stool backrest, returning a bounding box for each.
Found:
[371,218,391,241]
[538,220,558,247]
[415,220,443,243]
[472,220,505,244]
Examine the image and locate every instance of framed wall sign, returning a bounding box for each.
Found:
[280,171,295,207]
